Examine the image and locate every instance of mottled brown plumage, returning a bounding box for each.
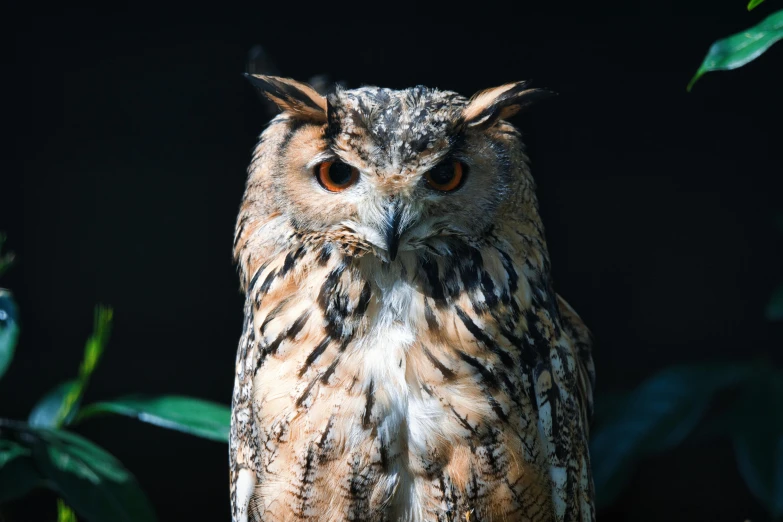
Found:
[230,75,595,522]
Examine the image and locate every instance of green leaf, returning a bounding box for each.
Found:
[768,283,783,321]
[58,498,79,522]
[0,289,20,382]
[29,380,81,428]
[0,437,31,466]
[748,0,766,10]
[49,306,113,428]
[732,371,783,519]
[79,395,230,442]
[688,10,783,91]
[80,307,112,379]
[0,438,41,503]
[32,427,157,522]
[591,362,753,507]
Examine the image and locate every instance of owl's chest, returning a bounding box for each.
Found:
[341,274,447,464]
[254,264,455,465]
[248,250,549,520]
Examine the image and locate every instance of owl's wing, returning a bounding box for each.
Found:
[554,294,596,522]
[229,299,260,522]
[556,295,595,427]
[421,237,595,521]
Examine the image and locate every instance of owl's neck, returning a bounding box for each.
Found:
[245,224,557,363]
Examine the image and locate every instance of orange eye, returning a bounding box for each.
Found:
[424,161,465,192]
[316,161,359,192]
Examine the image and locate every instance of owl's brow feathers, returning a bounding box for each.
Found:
[245,73,553,171]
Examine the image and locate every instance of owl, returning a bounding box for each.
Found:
[230,75,596,522]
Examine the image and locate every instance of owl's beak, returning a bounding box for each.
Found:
[385,204,402,262]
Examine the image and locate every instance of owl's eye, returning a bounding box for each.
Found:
[315,161,359,192]
[424,161,465,192]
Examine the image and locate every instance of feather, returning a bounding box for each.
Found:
[245,74,327,123]
[463,81,556,129]
[230,78,594,522]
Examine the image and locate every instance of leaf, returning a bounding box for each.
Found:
[748,0,766,10]
[58,498,79,522]
[79,395,230,442]
[732,371,783,519]
[768,283,783,321]
[590,362,753,507]
[0,289,20,382]
[0,438,41,503]
[32,427,157,522]
[49,306,113,428]
[80,307,112,380]
[29,380,81,428]
[688,9,783,91]
[0,437,31,466]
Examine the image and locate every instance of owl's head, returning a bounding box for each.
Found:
[240,75,551,263]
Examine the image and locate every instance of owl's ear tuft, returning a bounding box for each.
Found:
[462,81,555,129]
[245,74,327,123]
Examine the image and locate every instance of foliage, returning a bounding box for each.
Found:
[0,236,17,383]
[733,370,783,520]
[591,362,753,505]
[3,1,782,516]
[0,290,18,384]
[78,396,230,443]
[594,221,783,518]
[596,5,783,517]
[0,419,156,522]
[27,308,113,430]
[0,238,231,522]
[592,362,783,519]
[58,498,78,522]
[688,8,783,90]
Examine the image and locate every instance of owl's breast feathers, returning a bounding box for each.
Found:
[230,212,595,522]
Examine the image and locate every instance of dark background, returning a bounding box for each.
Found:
[4,1,783,521]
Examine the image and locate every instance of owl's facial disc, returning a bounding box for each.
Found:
[246,77,551,262]
[294,136,504,263]
[275,118,513,264]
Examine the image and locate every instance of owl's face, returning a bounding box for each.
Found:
[245,76,550,262]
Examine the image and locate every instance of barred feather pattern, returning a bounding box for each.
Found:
[230,82,595,522]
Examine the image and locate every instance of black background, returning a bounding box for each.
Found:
[4,1,783,521]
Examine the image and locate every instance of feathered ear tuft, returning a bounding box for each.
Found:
[462,81,555,129]
[244,74,327,123]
